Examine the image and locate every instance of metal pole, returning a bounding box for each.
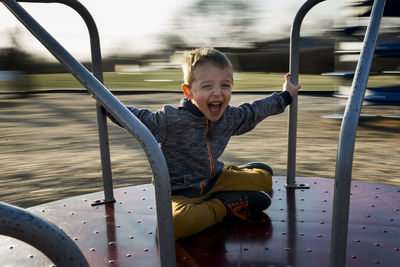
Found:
[329,1,386,266]
[286,0,326,189]
[18,0,115,203]
[2,1,176,266]
[0,202,89,267]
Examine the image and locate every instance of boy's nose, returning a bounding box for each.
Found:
[212,87,223,96]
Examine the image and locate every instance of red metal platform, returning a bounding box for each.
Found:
[0,176,399,266]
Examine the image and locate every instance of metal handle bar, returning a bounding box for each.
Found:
[17,0,114,203]
[1,0,176,266]
[0,202,89,267]
[330,1,386,266]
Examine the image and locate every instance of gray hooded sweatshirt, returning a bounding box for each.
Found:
[108,91,291,197]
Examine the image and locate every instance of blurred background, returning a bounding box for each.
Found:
[0,0,399,92]
[1,0,399,208]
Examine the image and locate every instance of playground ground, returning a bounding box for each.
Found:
[1,92,399,208]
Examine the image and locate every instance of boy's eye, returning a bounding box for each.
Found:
[222,83,231,88]
[202,85,212,89]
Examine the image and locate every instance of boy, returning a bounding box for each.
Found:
[107,47,300,239]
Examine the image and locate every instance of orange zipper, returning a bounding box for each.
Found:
[205,119,215,176]
[201,119,214,195]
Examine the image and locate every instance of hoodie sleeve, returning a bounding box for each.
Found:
[230,91,291,135]
[105,106,167,143]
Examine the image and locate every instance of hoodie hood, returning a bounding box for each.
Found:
[179,98,204,117]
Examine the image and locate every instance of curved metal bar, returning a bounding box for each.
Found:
[329,1,386,266]
[286,0,326,188]
[0,202,89,267]
[1,1,176,266]
[17,0,114,203]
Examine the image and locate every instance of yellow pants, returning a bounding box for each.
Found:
[172,166,272,239]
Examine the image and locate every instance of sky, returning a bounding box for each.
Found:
[0,0,343,61]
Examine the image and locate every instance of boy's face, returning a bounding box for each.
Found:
[183,61,233,122]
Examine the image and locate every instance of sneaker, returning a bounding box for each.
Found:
[212,191,271,221]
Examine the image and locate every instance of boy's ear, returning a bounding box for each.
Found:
[182,84,193,100]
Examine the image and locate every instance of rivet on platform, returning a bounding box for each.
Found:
[317,234,323,238]
[126,254,132,257]
[352,255,357,259]
[374,260,380,264]
[394,248,399,251]
[307,249,312,252]
[109,260,114,264]
[374,243,380,247]
[90,248,95,252]
[109,242,115,246]
[144,248,149,252]
[94,231,99,234]
[9,246,13,249]
[129,236,134,239]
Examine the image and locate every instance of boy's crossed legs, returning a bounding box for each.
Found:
[172,165,273,239]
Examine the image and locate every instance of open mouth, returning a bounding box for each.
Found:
[208,101,223,116]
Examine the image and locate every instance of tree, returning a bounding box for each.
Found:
[166,0,261,48]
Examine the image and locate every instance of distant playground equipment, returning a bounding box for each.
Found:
[322,2,400,119]
[0,0,399,267]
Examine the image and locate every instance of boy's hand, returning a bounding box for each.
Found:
[283,73,301,97]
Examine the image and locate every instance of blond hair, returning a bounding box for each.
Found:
[182,47,233,87]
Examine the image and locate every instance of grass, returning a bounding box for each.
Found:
[1,69,399,92]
